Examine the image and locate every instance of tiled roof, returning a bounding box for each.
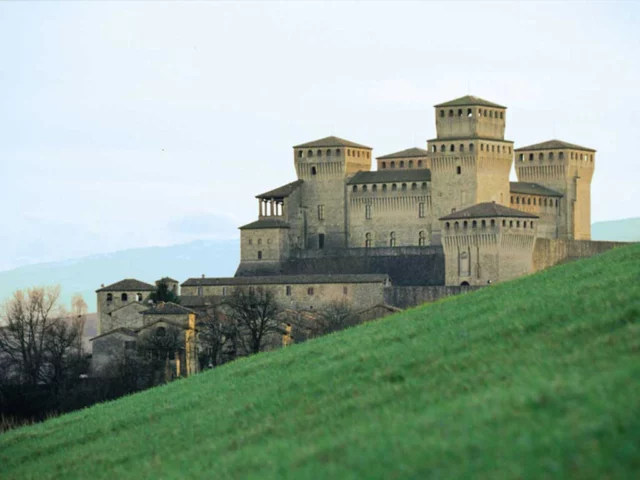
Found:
[178,295,225,308]
[439,202,538,220]
[510,182,563,197]
[96,279,156,292]
[141,302,195,315]
[293,136,371,149]
[182,274,389,287]
[239,218,290,230]
[256,180,303,199]
[514,139,595,152]
[435,95,506,109]
[377,148,429,160]
[90,327,138,341]
[347,169,431,185]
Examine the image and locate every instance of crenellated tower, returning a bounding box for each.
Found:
[427,96,514,242]
[514,140,595,240]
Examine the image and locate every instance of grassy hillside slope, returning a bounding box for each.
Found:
[1,244,639,479]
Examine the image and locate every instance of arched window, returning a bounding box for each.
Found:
[362,185,368,192]
[458,109,463,117]
[467,108,472,117]
[418,160,423,167]
[421,182,427,190]
[450,144,455,152]
[311,166,317,175]
[539,153,544,161]
[448,109,454,117]
[472,220,477,228]
[317,150,322,157]
[357,151,361,157]
[392,183,397,191]
[258,251,262,259]
[440,145,446,152]
[440,110,445,118]
[308,150,313,157]
[381,161,386,169]
[197,286,203,296]
[400,161,405,168]
[509,220,513,227]
[524,222,527,229]
[463,221,468,229]
[418,230,426,246]
[481,220,486,228]
[555,199,559,207]
[481,144,484,151]
[445,222,450,230]
[365,232,372,248]
[460,144,465,152]
[258,238,262,245]
[326,149,331,156]
[559,152,564,160]
[411,182,417,190]
[533,198,537,205]
[490,219,495,227]
[490,110,494,118]
[544,198,548,206]
[454,221,459,230]
[401,183,407,191]
[336,149,341,155]
[529,153,534,161]
[106,293,113,302]
[382,184,387,192]
[510,196,514,204]
[352,185,357,192]
[390,161,396,168]
[491,145,495,152]
[136,293,142,302]
[431,145,437,152]
[121,293,128,302]
[372,184,377,192]
[389,231,396,247]
[502,220,506,226]
[571,152,574,159]
[408,160,413,168]
[456,166,461,175]
[527,198,531,205]
[549,152,554,161]
[516,197,520,204]
[531,221,535,228]
[519,154,524,161]
[516,221,520,227]
[298,151,303,158]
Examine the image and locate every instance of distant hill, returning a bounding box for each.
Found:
[0,239,239,312]
[592,217,640,242]
[1,244,638,479]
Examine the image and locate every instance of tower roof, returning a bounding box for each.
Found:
[293,136,371,149]
[510,182,563,197]
[514,139,595,152]
[435,95,506,109]
[239,218,290,230]
[377,147,429,160]
[439,202,538,220]
[141,302,195,316]
[96,279,156,292]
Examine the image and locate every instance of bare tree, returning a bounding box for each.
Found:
[225,287,281,355]
[198,306,237,367]
[136,325,184,384]
[44,315,84,391]
[0,286,65,385]
[311,300,358,337]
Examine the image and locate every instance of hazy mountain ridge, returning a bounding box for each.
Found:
[0,218,637,313]
[0,239,239,311]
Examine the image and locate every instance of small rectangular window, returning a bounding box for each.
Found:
[222,287,228,295]
[343,286,348,296]
[456,166,461,175]
[317,205,325,220]
[307,287,314,296]
[286,286,291,296]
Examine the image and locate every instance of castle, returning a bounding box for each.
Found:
[93,95,622,374]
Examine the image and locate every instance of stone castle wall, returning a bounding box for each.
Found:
[532,238,626,272]
[384,285,482,309]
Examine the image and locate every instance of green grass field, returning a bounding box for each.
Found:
[1,244,639,479]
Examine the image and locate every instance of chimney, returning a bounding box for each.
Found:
[201,274,205,278]
[100,284,104,288]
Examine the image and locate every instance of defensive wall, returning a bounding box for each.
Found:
[384,285,483,309]
[236,246,445,286]
[532,239,628,272]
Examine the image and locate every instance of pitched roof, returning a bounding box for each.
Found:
[435,95,506,109]
[238,218,290,230]
[347,169,431,185]
[256,180,303,199]
[90,327,138,342]
[439,202,538,220]
[137,319,194,333]
[96,279,156,292]
[377,148,429,160]
[141,302,195,316]
[514,139,595,152]
[510,182,563,197]
[178,295,225,308]
[182,274,389,287]
[293,136,371,150]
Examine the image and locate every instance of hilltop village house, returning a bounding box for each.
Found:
[93,95,624,375]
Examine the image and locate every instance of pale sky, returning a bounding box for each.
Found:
[1,1,638,270]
